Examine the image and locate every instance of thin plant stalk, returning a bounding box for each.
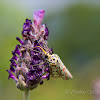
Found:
[23,91,30,100]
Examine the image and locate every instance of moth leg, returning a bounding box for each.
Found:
[40,80,44,85]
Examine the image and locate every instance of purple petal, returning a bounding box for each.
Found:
[46,67,50,72]
[16,37,24,45]
[44,27,49,40]
[33,10,45,25]
[26,71,36,80]
[10,60,17,67]
[23,19,32,31]
[30,50,34,56]
[10,54,18,61]
[12,45,20,55]
[7,70,17,81]
[31,56,41,65]
[33,55,40,60]
[22,30,27,37]
[42,73,50,79]
[36,68,42,76]
[10,65,15,72]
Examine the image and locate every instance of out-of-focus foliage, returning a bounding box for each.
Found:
[0,0,100,100]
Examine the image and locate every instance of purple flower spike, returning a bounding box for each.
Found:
[7,9,53,91]
[16,37,24,45]
[34,10,45,26]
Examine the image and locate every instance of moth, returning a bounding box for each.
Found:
[34,46,73,80]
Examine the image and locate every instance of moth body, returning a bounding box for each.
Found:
[47,54,73,79]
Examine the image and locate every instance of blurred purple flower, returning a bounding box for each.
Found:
[7,9,53,91]
[93,79,100,100]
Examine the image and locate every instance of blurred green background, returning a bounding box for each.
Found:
[0,0,100,100]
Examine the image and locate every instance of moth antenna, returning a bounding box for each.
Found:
[32,49,43,53]
[34,46,47,55]
[34,46,51,58]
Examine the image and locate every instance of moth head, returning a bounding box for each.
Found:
[48,54,59,66]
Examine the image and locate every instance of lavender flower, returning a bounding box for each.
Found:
[7,10,53,91]
[92,79,100,100]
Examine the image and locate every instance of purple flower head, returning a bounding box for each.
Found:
[7,10,53,91]
[33,10,45,26]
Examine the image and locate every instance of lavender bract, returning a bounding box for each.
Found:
[7,10,53,91]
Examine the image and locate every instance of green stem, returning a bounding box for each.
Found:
[23,91,30,100]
